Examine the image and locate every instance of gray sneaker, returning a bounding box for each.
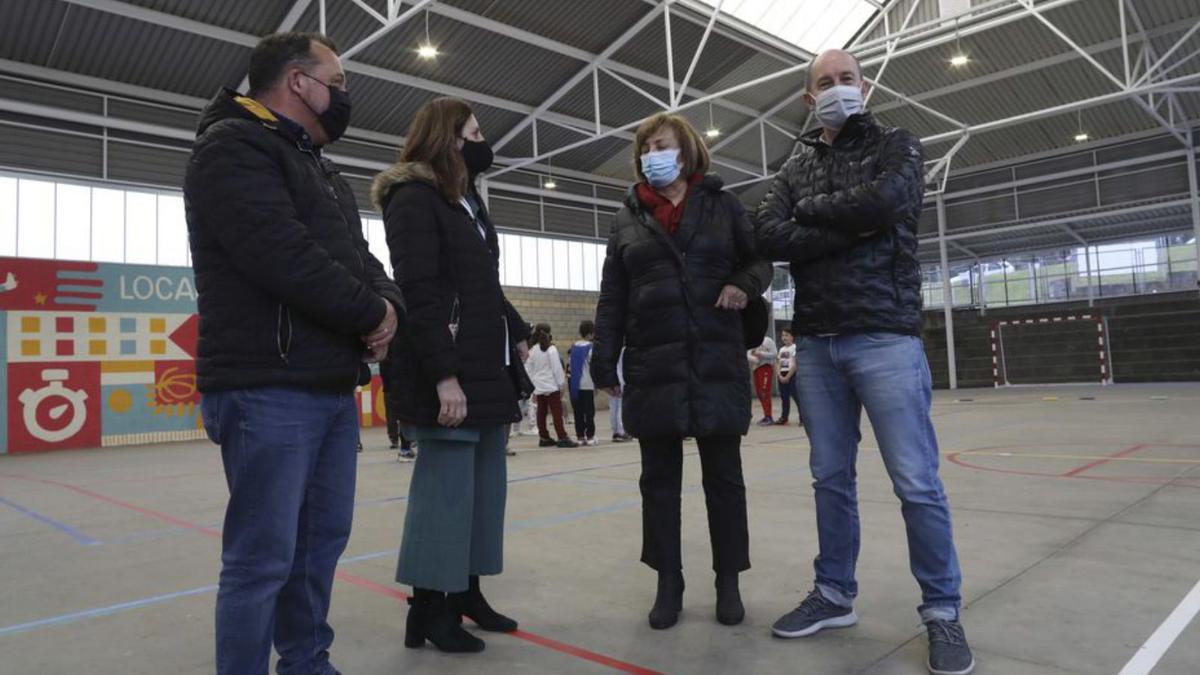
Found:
[926,619,974,675]
[771,589,858,638]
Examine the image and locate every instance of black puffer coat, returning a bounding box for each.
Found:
[372,162,531,428]
[755,112,925,336]
[185,89,402,393]
[591,174,772,440]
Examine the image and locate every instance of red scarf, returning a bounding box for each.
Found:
[635,173,704,236]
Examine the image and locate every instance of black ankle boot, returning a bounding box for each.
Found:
[715,573,745,625]
[648,570,685,630]
[449,575,518,632]
[405,588,486,653]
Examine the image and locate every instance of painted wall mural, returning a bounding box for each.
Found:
[0,257,385,454]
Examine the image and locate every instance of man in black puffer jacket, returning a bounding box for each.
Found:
[755,49,974,675]
[184,33,401,675]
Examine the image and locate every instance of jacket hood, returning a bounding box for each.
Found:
[371,161,441,210]
[622,172,725,210]
[195,88,282,137]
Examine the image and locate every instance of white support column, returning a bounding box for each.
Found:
[937,194,958,390]
[664,3,676,106]
[1189,131,1200,293]
[1084,243,1095,307]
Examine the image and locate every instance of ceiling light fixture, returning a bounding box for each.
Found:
[544,157,557,190]
[417,10,438,60]
[705,103,721,139]
[1074,110,1089,142]
[950,19,969,67]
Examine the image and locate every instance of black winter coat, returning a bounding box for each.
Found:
[591,175,773,440]
[184,89,402,393]
[372,162,531,428]
[755,112,925,336]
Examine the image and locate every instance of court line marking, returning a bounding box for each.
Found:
[1062,443,1148,477]
[961,450,1200,465]
[1118,578,1200,675]
[0,584,218,637]
[0,475,665,674]
[0,495,101,546]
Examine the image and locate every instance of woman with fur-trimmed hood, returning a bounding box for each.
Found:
[371,97,531,655]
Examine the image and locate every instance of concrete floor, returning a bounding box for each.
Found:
[1,383,1199,675]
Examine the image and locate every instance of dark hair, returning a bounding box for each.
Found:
[402,97,474,202]
[248,32,339,97]
[781,326,793,335]
[533,323,553,350]
[579,320,595,338]
[805,51,863,92]
[632,113,711,183]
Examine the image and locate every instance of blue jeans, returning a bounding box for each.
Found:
[794,333,961,621]
[202,387,358,675]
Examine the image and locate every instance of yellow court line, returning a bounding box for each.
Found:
[957,450,1200,465]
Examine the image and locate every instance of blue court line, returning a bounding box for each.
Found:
[0,584,218,638]
[0,459,806,639]
[0,495,101,546]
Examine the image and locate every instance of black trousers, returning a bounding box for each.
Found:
[573,390,596,439]
[638,435,750,574]
[385,390,410,448]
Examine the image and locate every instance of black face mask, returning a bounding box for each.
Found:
[461,138,494,176]
[300,72,351,144]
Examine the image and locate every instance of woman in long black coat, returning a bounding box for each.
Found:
[372,97,531,654]
[591,112,772,630]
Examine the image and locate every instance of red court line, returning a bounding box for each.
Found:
[6,474,222,537]
[1061,443,1148,477]
[331,571,663,675]
[945,451,1200,490]
[7,474,665,674]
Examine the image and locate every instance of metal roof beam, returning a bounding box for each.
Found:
[870,14,1200,119]
[928,198,1194,242]
[50,0,634,146]
[491,2,671,153]
[340,0,436,60]
[0,59,406,147]
[236,0,315,92]
[426,3,798,134]
[57,0,257,47]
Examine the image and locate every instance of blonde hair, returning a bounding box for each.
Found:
[632,113,711,183]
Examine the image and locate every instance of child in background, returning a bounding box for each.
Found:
[526,324,578,448]
[748,334,777,426]
[775,328,802,427]
[569,320,598,447]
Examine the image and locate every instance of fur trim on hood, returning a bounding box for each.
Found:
[371,161,440,210]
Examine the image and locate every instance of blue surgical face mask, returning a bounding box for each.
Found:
[640,148,682,187]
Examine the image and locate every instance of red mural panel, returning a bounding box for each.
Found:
[8,362,102,452]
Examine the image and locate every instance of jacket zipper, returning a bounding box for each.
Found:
[300,145,367,387]
[276,304,292,364]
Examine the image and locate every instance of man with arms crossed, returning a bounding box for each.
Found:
[755,48,973,675]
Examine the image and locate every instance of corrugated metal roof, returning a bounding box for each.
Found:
[45,5,248,97]
[0,1,72,65]
[116,0,293,35]
[0,0,1196,259]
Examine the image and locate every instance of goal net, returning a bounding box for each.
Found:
[990,314,1113,387]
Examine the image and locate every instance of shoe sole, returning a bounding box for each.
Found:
[771,611,858,638]
[927,658,975,675]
